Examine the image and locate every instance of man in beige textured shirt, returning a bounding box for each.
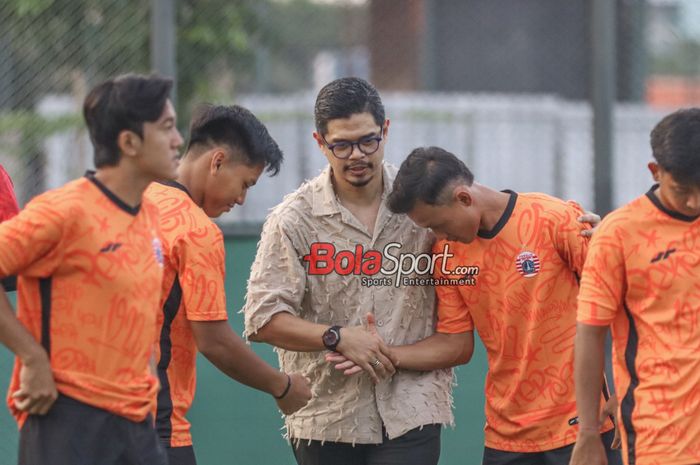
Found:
[244,77,453,465]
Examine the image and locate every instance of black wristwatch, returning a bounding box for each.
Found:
[322,325,342,351]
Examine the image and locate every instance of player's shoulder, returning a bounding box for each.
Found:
[147,182,219,237]
[434,238,468,255]
[144,180,167,199]
[596,194,648,235]
[27,177,90,214]
[518,192,587,223]
[144,180,190,206]
[139,191,164,221]
[519,192,579,210]
[147,181,207,218]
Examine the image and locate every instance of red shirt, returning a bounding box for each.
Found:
[0,165,19,221]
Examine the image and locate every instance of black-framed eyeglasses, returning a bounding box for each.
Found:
[321,130,383,159]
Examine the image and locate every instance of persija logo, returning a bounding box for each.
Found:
[302,242,478,286]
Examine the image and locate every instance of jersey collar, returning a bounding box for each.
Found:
[85,171,141,216]
[646,184,700,223]
[477,190,518,239]
[158,179,194,200]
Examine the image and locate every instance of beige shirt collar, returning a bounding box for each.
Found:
[311,163,392,218]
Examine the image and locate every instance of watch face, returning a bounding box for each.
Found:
[323,328,339,347]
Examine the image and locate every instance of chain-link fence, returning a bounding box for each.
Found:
[1,0,698,222]
[0,0,363,203]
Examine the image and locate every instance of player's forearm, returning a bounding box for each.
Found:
[574,323,608,429]
[393,332,473,371]
[248,312,328,352]
[0,287,47,364]
[195,323,289,397]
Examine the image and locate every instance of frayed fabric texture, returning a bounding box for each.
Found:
[243,165,455,444]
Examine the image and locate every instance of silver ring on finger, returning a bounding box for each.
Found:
[370,359,382,368]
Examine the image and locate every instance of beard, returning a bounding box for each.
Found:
[348,177,372,187]
[344,161,374,187]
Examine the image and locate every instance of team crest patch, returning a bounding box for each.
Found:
[152,237,164,267]
[515,251,540,278]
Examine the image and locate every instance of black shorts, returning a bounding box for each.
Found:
[165,445,197,465]
[482,429,622,465]
[18,395,167,465]
[292,424,441,465]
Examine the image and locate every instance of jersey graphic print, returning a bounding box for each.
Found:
[145,181,228,447]
[0,175,163,427]
[578,186,700,465]
[434,192,613,452]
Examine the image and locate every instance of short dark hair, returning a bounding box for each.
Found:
[83,74,173,168]
[651,108,700,186]
[314,77,385,135]
[185,104,283,176]
[388,147,475,214]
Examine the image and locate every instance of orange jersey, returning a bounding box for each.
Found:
[145,182,228,447]
[435,191,612,452]
[578,186,700,465]
[0,174,163,427]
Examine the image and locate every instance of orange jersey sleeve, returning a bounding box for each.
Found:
[553,200,591,276]
[0,187,69,277]
[577,213,627,326]
[433,240,474,333]
[173,224,227,322]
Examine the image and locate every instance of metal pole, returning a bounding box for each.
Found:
[592,0,618,396]
[627,0,648,102]
[591,0,616,215]
[420,0,437,91]
[150,0,177,105]
[253,1,270,93]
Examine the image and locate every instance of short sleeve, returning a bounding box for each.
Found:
[176,224,228,321]
[0,192,65,278]
[577,216,626,326]
[552,200,591,276]
[243,213,306,336]
[433,240,474,333]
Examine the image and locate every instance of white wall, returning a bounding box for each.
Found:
[19,92,667,222]
[231,92,666,222]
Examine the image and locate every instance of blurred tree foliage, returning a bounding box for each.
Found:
[0,0,364,196]
[651,38,700,77]
[1,0,365,116]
